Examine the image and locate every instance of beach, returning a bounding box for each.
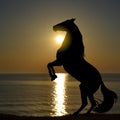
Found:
[0,114,120,120]
[0,73,119,117]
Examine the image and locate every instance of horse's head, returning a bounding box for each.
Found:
[53,18,84,57]
[53,18,76,32]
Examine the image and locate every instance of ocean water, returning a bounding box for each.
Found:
[0,73,119,116]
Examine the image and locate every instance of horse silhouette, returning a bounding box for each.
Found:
[47,18,117,115]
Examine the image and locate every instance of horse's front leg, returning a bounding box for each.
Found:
[47,60,62,81]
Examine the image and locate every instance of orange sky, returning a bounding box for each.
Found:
[0,0,120,73]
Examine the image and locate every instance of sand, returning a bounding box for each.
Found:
[0,114,120,120]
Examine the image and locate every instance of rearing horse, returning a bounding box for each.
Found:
[47,19,117,115]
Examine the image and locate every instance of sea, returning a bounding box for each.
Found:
[0,73,119,116]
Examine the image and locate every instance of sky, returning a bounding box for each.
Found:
[0,0,120,73]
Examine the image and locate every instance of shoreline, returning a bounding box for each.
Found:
[0,113,120,120]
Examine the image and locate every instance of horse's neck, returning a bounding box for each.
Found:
[58,28,84,57]
[68,30,84,51]
[58,33,71,51]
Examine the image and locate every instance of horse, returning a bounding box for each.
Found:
[47,18,117,115]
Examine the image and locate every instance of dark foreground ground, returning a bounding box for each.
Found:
[0,113,120,120]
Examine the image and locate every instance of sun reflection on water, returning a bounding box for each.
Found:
[51,73,68,116]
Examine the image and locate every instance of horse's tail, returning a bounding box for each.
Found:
[94,82,118,113]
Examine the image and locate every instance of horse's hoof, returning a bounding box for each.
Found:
[83,112,90,116]
[51,75,57,81]
[72,112,79,116]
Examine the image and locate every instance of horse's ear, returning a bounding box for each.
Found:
[71,18,76,22]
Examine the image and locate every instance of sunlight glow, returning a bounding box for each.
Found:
[51,73,67,116]
[56,35,64,44]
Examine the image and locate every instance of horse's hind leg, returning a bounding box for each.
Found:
[73,84,88,115]
[86,94,96,114]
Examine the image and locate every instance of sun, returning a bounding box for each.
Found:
[56,35,64,44]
